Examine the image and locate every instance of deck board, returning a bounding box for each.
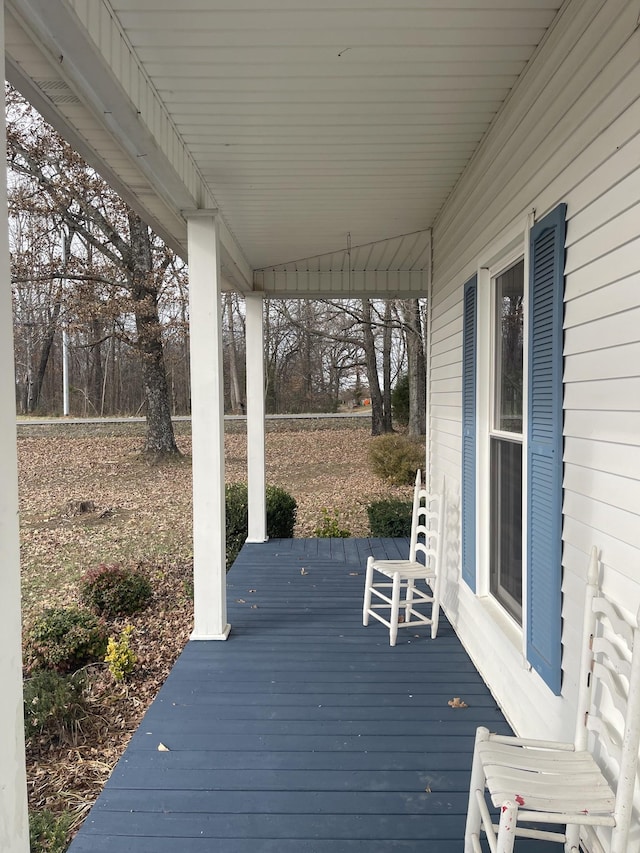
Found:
[68,538,557,852]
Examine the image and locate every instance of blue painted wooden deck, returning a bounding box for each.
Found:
[68,539,555,852]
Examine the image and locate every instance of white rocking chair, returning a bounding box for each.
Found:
[362,470,444,646]
[464,546,640,853]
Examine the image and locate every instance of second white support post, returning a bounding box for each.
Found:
[245,294,267,542]
[186,211,230,640]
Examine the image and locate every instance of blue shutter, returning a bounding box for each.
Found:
[461,275,478,591]
[526,204,566,695]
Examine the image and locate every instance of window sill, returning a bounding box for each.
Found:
[476,591,526,664]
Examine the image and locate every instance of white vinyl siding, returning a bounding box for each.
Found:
[430,0,640,742]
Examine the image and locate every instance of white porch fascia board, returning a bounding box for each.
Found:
[253,268,428,298]
[4,54,185,260]
[5,0,253,293]
[253,230,431,297]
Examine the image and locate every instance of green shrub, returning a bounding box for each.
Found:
[80,563,152,617]
[225,482,250,567]
[29,808,74,853]
[266,484,297,538]
[25,607,108,673]
[314,507,350,538]
[23,670,87,741]
[368,433,424,485]
[367,498,413,537]
[225,483,298,567]
[391,374,410,426]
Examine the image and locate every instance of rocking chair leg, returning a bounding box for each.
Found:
[405,578,415,624]
[363,557,374,626]
[464,727,490,852]
[390,572,401,646]
[565,825,580,852]
[431,574,441,639]
[496,801,518,853]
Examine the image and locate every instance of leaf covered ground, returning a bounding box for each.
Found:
[18,418,413,843]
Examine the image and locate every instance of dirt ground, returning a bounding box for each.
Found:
[17,417,413,842]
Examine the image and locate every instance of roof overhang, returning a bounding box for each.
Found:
[4,0,565,296]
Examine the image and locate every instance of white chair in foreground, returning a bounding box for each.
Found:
[362,470,444,646]
[464,546,640,853]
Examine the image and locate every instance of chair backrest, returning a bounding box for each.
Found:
[408,469,444,573]
[575,547,640,845]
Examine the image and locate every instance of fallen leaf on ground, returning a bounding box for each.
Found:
[448,697,468,709]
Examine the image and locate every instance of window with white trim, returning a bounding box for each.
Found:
[490,259,524,624]
[461,204,566,694]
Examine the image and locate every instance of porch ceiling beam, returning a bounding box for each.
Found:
[5,55,187,261]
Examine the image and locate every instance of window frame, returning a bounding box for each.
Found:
[476,237,529,631]
[489,257,526,624]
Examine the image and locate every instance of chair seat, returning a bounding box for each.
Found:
[367,558,435,579]
[479,739,616,815]
[464,548,640,853]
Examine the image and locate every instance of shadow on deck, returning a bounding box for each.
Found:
[68,538,555,852]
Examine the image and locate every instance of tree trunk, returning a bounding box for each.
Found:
[303,300,313,407]
[381,300,393,433]
[88,316,104,413]
[402,299,427,437]
[225,293,243,413]
[128,213,179,455]
[30,289,62,412]
[361,299,386,436]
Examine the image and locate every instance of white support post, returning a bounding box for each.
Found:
[0,5,30,846]
[245,295,267,543]
[186,211,230,640]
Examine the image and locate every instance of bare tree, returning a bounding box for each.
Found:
[7,86,180,454]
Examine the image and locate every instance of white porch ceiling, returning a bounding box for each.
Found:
[4,0,564,294]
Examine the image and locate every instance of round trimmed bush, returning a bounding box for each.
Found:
[226,482,250,567]
[25,607,108,673]
[266,484,297,539]
[368,433,424,485]
[225,482,298,567]
[367,498,413,537]
[80,564,152,617]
